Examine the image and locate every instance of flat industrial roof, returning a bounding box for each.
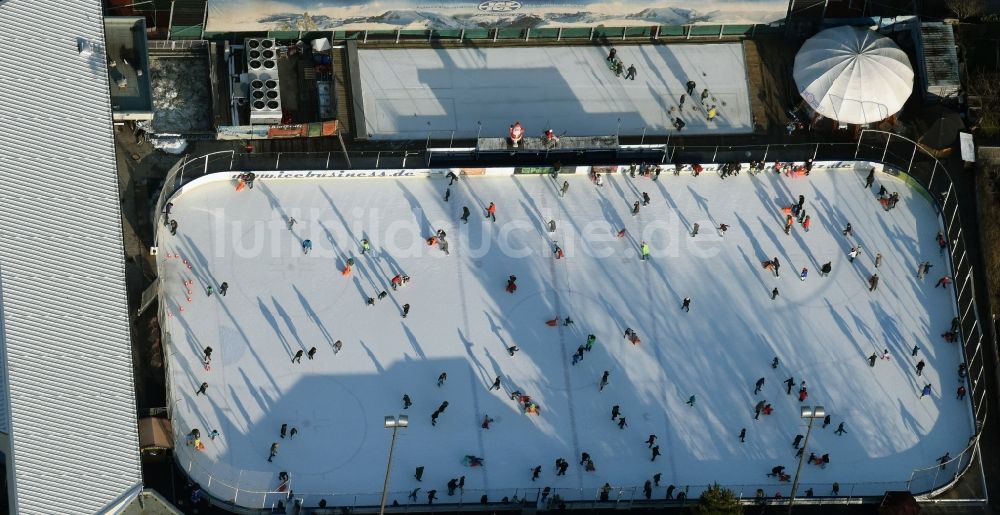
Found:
[0,1,143,513]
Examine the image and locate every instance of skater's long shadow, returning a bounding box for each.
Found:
[226,375,256,429]
[258,181,293,227]
[485,311,508,349]
[293,286,334,344]
[320,187,360,244]
[896,398,925,436]
[873,302,910,358]
[825,299,861,351]
[358,339,386,374]
[661,184,691,229]
[350,276,370,306]
[754,216,790,263]
[458,327,491,386]
[510,177,549,234]
[238,367,272,416]
[685,185,711,217]
[752,186,784,228]
[318,221,347,261]
[482,348,506,391]
[401,323,427,359]
[258,298,292,355]
[397,182,434,235]
[736,217,768,263]
[272,297,304,348]
[848,310,878,350]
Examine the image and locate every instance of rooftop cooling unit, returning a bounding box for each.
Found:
[246,38,282,124]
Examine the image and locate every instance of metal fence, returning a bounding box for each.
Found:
[154,131,989,511]
[172,22,786,42]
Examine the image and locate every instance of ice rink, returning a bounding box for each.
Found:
[163,164,972,508]
[358,45,753,140]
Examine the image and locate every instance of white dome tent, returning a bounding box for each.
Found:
[793,25,914,125]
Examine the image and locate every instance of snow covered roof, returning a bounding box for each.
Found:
[0,1,143,514]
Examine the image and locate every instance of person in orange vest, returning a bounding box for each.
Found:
[485,202,497,222]
[509,122,525,148]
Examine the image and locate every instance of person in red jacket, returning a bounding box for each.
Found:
[485,202,497,222]
[509,122,524,148]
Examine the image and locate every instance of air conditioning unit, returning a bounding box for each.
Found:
[246,38,282,124]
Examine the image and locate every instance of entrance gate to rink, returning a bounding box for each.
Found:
[155,132,990,513]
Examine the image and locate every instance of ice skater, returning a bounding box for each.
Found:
[641,241,650,261]
[196,382,208,395]
[681,297,691,312]
[531,465,542,481]
[485,202,497,222]
[307,347,317,359]
[869,274,879,291]
[739,428,746,442]
[784,376,794,394]
[624,64,637,80]
[600,370,610,391]
[916,360,925,376]
[437,372,447,387]
[292,350,303,363]
[849,245,861,263]
[507,345,519,356]
[560,181,569,197]
[302,239,312,254]
[219,282,228,296]
[268,442,278,462]
[691,223,699,237]
[921,383,932,398]
[333,340,343,354]
[632,201,640,216]
[402,303,410,318]
[842,223,853,237]
[403,394,412,409]
[611,405,621,420]
[651,445,660,461]
[754,377,765,394]
[490,376,502,390]
[461,206,470,224]
[865,168,875,188]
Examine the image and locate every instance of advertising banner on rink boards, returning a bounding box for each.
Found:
[206,0,786,32]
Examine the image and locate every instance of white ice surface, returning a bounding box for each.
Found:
[358,45,753,140]
[164,165,971,508]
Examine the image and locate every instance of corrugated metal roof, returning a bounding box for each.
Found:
[0,1,143,514]
[919,22,960,98]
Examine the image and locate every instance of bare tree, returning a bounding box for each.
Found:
[968,71,1000,137]
[946,0,987,20]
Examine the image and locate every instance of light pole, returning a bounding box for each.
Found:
[787,405,824,514]
[379,414,408,515]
